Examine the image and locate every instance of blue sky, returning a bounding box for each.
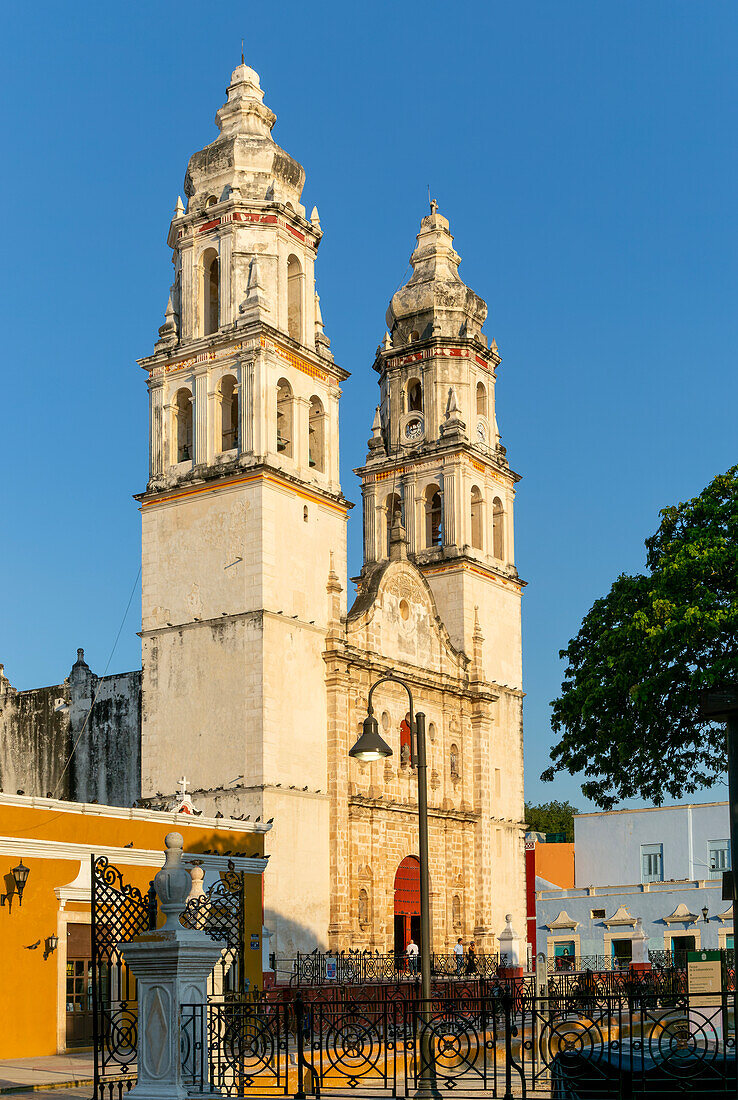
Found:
[1,1,736,811]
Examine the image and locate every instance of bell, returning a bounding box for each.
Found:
[349,713,393,762]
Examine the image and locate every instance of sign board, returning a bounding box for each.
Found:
[250,933,260,951]
[325,958,337,981]
[687,950,723,1041]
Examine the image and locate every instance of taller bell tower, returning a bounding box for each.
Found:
[137,63,349,954]
[357,203,524,697]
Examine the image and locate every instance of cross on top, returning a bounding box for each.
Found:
[178,776,189,798]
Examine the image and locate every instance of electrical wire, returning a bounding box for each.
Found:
[52,565,142,797]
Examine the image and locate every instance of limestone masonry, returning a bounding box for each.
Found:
[1,62,526,959]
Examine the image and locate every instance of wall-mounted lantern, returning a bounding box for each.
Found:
[702,905,710,923]
[1,860,30,910]
[44,933,59,960]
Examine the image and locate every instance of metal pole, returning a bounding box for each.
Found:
[415,711,439,1098]
[727,715,738,913]
[416,712,432,1004]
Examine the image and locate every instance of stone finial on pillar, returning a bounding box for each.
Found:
[367,406,386,460]
[631,917,650,968]
[389,510,408,562]
[498,913,523,974]
[440,386,466,439]
[120,833,225,1100]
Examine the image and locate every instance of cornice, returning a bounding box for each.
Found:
[140,607,327,641]
[0,792,270,833]
[137,460,353,515]
[139,325,348,385]
[348,796,478,824]
[372,335,501,375]
[0,835,268,876]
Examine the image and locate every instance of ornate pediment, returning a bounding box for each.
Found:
[663,902,699,925]
[545,909,578,931]
[603,905,637,929]
[717,904,733,924]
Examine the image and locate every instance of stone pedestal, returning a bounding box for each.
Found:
[498,913,524,978]
[120,833,225,1100]
[630,917,650,969]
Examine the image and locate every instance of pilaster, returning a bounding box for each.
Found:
[442,469,456,548]
[149,383,164,479]
[193,371,208,465]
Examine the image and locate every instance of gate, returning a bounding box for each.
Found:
[91,856,156,1100]
[180,862,246,999]
[92,855,247,1100]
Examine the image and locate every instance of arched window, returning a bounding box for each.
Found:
[470,486,483,550]
[358,888,370,927]
[425,485,442,548]
[174,388,193,462]
[450,743,460,779]
[407,378,423,412]
[492,497,504,560]
[219,375,238,452]
[308,396,325,472]
[276,379,293,458]
[287,255,303,342]
[476,381,487,418]
[452,895,462,931]
[385,493,402,556]
[410,330,420,342]
[201,249,219,336]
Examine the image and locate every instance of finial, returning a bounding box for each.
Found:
[310,205,321,229]
[430,197,438,215]
[174,196,185,218]
[241,38,245,65]
[382,331,392,351]
[153,832,192,928]
[389,509,407,562]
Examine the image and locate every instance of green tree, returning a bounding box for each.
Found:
[524,800,579,841]
[543,466,738,809]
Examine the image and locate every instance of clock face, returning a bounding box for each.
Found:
[476,420,487,443]
[405,416,424,441]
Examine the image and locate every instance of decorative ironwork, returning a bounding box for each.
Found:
[183,988,738,1096]
[284,950,500,986]
[181,870,246,999]
[92,856,157,1100]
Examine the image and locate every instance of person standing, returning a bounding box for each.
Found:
[453,938,464,977]
[406,937,419,975]
[465,940,478,976]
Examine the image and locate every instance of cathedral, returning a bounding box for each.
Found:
[0,62,525,959]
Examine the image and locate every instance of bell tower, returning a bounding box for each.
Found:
[356,203,523,694]
[137,63,349,954]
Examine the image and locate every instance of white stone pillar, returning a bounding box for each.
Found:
[180,243,195,340]
[219,234,232,327]
[120,833,225,1100]
[363,483,377,563]
[402,476,417,554]
[149,383,164,479]
[241,359,254,454]
[631,918,649,965]
[328,389,341,489]
[193,371,208,465]
[294,396,310,471]
[498,913,522,969]
[442,469,456,548]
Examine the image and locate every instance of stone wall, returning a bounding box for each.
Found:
[0,652,140,807]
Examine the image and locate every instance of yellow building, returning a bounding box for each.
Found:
[0,792,270,1059]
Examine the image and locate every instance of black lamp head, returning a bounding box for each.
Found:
[702,905,709,923]
[12,860,29,904]
[349,713,393,762]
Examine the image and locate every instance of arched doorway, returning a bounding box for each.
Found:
[394,856,421,959]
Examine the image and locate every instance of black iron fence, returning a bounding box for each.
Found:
[283,951,500,986]
[183,988,738,1097]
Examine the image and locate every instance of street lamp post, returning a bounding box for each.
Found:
[349,673,438,1096]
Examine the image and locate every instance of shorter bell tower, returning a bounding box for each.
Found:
[356,204,524,695]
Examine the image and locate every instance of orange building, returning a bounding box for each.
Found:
[0,792,270,1059]
[525,836,575,959]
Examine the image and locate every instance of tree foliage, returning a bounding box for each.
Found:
[544,466,738,809]
[524,800,578,841]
